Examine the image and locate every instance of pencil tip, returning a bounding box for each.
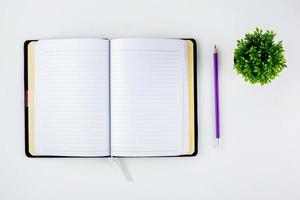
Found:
[214,45,217,53]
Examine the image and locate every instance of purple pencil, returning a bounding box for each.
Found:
[214,45,220,147]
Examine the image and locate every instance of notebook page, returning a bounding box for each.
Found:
[110,38,189,156]
[34,39,110,156]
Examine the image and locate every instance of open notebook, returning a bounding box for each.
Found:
[24,38,197,157]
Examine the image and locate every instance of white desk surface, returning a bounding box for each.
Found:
[0,0,299,199]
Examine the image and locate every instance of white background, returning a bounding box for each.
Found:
[0,0,299,199]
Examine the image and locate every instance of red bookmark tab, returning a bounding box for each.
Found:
[25,90,28,106]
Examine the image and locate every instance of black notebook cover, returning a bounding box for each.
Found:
[24,38,198,158]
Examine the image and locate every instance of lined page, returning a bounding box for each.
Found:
[110,38,189,156]
[34,39,110,156]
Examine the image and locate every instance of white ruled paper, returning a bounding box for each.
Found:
[110,39,189,156]
[34,39,110,156]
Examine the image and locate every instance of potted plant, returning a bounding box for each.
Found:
[234,28,287,85]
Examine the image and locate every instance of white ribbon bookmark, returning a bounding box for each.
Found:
[111,157,133,182]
